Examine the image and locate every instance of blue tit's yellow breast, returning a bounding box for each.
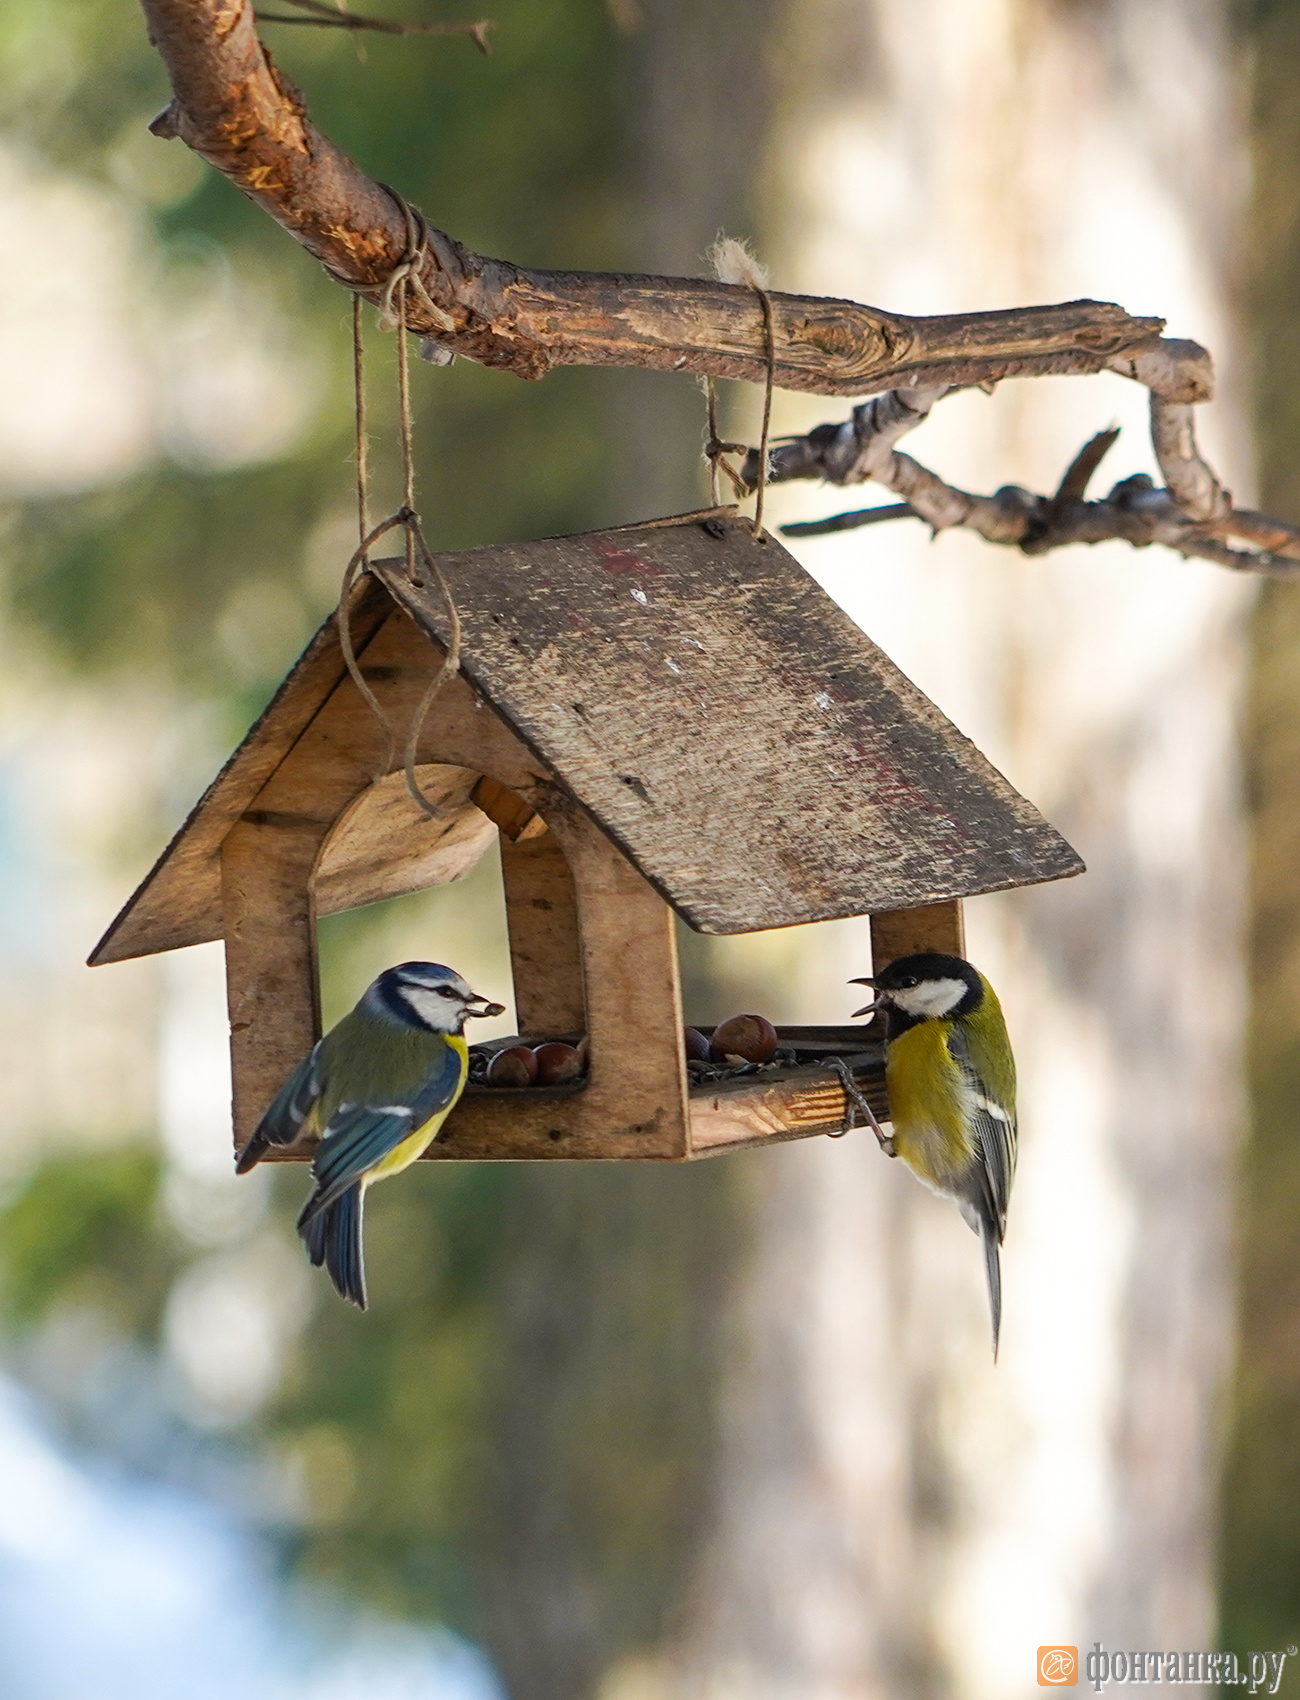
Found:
[885,1019,976,1186]
[366,1034,469,1183]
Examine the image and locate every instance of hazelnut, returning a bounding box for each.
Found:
[533,1042,583,1084]
[683,1026,711,1062]
[487,1045,539,1088]
[709,1014,778,1066]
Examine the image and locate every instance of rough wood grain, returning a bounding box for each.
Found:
[686,1051,887,1159]
[95,524,1080,967]
[137,0,1162,396]
[471,774,545,841]
[156,601,687,1151]
[499,826,586,1037]
[870,900,966,970]
[88,573,393,966]
[313,764,497,913]
[373,518,1084,932]
[221,818,321,1150]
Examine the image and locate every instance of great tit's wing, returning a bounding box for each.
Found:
[236,1040,324,1173]
[297,1039,465,1223]
[944,1023,1017,1240]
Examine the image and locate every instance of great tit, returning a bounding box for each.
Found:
[848,951,1017,1358]
[235,962,505,1309]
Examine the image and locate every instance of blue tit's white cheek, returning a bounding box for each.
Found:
[397,985,463,1031]
[891,977,968,1019]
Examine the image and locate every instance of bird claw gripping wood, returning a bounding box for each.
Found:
[830,1056,895,1154]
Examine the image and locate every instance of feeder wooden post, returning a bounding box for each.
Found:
[221,817,322,1151]
[499,828,586,1038]
[870,901,966,973]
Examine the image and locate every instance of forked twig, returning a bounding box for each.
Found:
[256,0,492,52]
[750,346,1300,576]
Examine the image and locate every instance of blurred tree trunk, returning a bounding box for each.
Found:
[474,9,780,1700]
[1221,0,1300,1658]
[639,4,1250,1698]
[473,5,1249,1698]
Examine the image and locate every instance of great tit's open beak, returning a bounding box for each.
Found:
[848,976,881,1020]
[465,994,506,1019]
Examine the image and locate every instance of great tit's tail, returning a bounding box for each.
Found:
[298,1183,367,1310]
[982,1225,1002,1362]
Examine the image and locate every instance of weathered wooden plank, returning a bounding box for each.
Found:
[313,764,498,914]
[499,827,586,1037]
[686,1052,887,1158]
[471,774,545,841]
[90,575,394,965]
[221,819,322,1152]
[373,518,1083,935]
[869,899,966,970]
[96,511,1081,970]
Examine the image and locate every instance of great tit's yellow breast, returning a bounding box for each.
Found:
[885,1019,976,1187]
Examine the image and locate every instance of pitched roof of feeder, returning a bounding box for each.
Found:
[91,511,1082,965]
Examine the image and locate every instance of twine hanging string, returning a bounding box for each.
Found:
[335,187,462,822]
[751,284,776,539]
[704,379,750,506]
[700,277,778,537]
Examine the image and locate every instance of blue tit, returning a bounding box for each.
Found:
[235,962,505,1309]
[850,951,1017,1359]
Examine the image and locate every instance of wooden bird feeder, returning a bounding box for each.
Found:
[90,512,1082,1162]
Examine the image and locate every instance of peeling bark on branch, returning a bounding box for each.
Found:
[139,0,1161,394]
[756,356,1300,576]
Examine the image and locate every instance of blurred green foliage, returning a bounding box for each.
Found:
[0,1147,181,1335]
[1220,0,1300,1660]
[0,6,747,1697]
[2,0,639,707]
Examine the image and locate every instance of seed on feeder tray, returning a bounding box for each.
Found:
[487,1046,539,1088]
[683,1027,711,1062]
[710,1014,779,1066]
[575,1035,590,1070]
[534,1042,583,1084]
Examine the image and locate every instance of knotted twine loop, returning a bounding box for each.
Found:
[700,287,778,536]
[704,379,751,505]
[335,186,462,821]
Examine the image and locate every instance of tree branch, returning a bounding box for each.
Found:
[139,0,1161,393]
[763,392,1300,577]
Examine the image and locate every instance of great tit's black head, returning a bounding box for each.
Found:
[852,952,983,1022]
[369,962,506,1034]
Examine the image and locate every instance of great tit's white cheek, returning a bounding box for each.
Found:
[892,976,967,1019]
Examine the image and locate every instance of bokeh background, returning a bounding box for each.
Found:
[0,1,1295,1695]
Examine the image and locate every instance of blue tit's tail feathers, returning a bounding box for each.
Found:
[983,1225,1002,1362]
[297,1183,367,1310]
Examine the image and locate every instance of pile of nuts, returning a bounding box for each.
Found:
[686,1013,779,1067]
[476,1014,785,1089]
[483,1038,588,1087]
